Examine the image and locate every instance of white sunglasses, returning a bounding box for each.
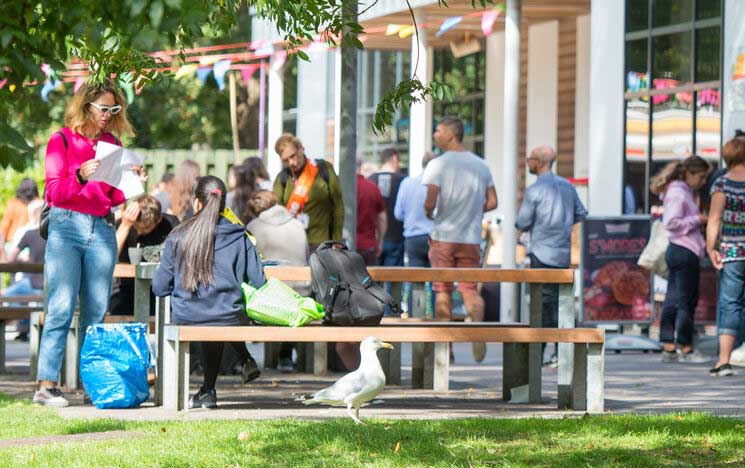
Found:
[89,102,122,115]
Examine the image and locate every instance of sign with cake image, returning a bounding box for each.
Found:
[581,217,652,323]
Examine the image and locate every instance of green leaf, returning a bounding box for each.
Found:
[129,0,147,17]
[0,122,32,153]
[150,0,164,28]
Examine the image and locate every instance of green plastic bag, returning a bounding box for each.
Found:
[241,278,325,327]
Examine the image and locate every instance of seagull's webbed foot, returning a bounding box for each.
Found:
[346,403,363,425]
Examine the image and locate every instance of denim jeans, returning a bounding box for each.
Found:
[529,254,560,329]
[378,240,405,266]
[402,235,434,316]
[37,207,117,382]
[717,260,745,339]
[660,243,700,346]
[3,276,42,333]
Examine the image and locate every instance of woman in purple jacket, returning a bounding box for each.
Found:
[650,156,710,364]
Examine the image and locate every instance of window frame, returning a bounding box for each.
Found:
[622,0,723,214]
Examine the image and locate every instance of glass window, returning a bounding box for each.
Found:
[626,39,649,91]
[697,0,720,19]
[627,0,649,32]
[696,27,721,82]
[283,55,298,111]
[626,99,650,162]
[653,31,692,84]
[379,51,398,97]
[696,88,721,160]
[653,0,693,27]
[651,92,693,160]
[624,1,720,213]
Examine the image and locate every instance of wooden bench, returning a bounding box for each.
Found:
[0,262,157,384]
[162,323,605,413]
[0,293,45,373]
[158,267,605,413]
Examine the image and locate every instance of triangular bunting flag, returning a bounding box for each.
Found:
[174,64,198,80]
[271,50,287,71]
[240,64,261,83]
[399,25,416,39]
[385,24,402,36]
[195,67,212,84]
[213,59,232,91]
[73,77,85,93]
[481,9,501,36]
[118,73,135,103]
[437,16,462,37]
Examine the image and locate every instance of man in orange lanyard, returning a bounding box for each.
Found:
[272,134,344,252]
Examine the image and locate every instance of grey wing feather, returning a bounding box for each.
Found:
[304,370,370,404]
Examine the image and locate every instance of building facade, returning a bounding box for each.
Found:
[253,0,742,217]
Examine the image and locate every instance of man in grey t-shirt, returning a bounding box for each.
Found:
[423,117,497,361]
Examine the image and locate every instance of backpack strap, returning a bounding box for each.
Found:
[315,159,330,185]
[279,158,331,194]
[56,130,68,150]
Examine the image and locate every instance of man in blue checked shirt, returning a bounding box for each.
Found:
[516,146,587,365]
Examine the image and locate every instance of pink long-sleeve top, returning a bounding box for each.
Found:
[661,180,705,258]
[45,127,126,217]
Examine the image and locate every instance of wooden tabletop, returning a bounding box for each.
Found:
[0,263,575,283]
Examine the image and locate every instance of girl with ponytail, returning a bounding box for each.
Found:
[153,175,266,408]
[651,156,711,364]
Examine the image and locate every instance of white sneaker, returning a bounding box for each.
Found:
[33,387,69,407]
[730,345,745,367]
[677,350,709,364]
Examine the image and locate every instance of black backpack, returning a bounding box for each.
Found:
[310,241,400,326]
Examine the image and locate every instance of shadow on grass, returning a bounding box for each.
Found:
[63,420,130,436]
[228,415,745,467]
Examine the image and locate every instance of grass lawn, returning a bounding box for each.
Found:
[2,393,745,467]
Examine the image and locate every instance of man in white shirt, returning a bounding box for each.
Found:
[423,117,497,361]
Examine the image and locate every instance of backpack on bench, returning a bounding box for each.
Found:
[310,241,400,326]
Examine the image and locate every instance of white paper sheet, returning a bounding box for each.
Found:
[89,141,145,199]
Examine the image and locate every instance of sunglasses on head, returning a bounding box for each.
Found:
[89,102,122,115]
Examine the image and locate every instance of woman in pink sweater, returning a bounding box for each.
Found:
[33,82,137,407]
[650,156,710,365]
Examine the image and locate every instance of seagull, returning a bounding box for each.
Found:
[298,336,394,424]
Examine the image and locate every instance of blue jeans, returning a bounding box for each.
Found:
[378,240,405,266]
[660,243,700,346]
[718,260,745,339]
[402,235,434,317]
[37,207,117,383]
[3,277,42,334]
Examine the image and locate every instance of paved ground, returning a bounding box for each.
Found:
[2,338,744,421]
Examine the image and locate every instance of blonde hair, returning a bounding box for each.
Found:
[170,160,201,219]
[64,81,134,137]
[274,133,303,155]
[649,156,710,195]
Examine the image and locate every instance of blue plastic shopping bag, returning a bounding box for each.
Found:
[80,323,151,409]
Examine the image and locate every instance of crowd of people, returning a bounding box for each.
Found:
[1,81,743,409]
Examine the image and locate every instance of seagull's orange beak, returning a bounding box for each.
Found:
[381,342,394,350]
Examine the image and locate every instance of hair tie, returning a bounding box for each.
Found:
[210,188,222,196]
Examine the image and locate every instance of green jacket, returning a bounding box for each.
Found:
[273,159,344,245]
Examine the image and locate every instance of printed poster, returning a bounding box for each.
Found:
[581,216,652,323]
